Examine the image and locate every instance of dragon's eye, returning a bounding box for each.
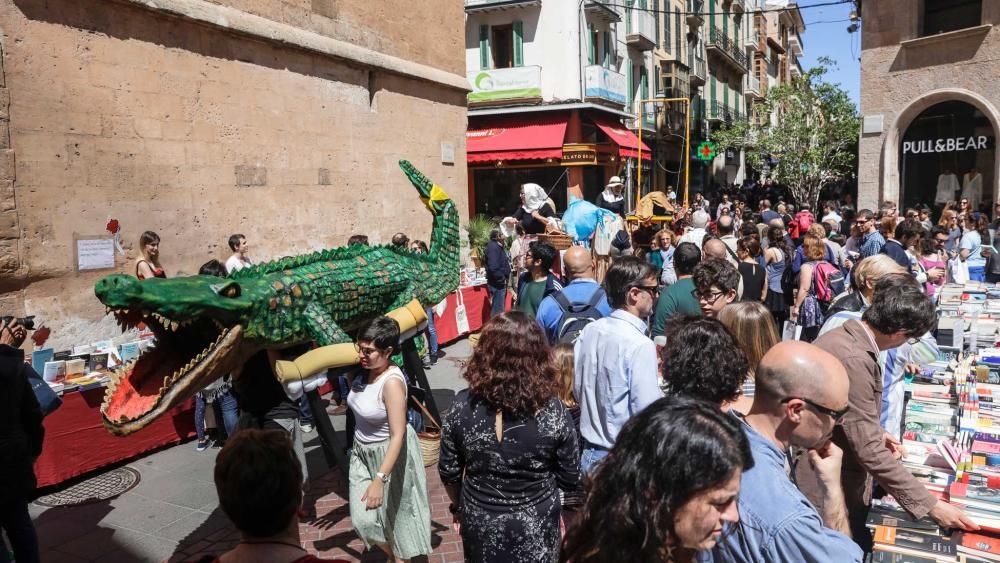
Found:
[211,282,242,298]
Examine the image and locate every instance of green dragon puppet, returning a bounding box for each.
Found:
[94,160,459,436]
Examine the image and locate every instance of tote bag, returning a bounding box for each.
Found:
[455,289,470,335]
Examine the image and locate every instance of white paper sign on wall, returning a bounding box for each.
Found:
[441,142,455,165]
[76,237,116,271]
[863,114,884,135]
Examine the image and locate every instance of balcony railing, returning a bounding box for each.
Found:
[626,8,656,50]
[788,31,803,56]
[585,65,627,106]
[745,75,760,95]
[708,100,744,123]
[707,28,748,71]
[746,30,761,53]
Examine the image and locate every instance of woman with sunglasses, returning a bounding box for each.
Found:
[347,317,432,562]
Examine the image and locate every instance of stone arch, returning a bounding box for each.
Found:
[881,88,1000,209]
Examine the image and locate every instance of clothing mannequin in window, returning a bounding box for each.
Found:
[934,169,960,206]
[962,168,983,212]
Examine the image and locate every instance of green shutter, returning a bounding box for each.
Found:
[479,24,489,69]
[626,0,633,34]
[724,79,729,112]
[641,65,648,101]
[513,21,524,67]
[587,23,596,65]
[655,0,661,47]
[723,11,728,38]
[655,64,661,96]
[675,8,681,56]
[603,32,611,68]
[627,64,633,109]
[709,0,716,33]
[710,75,716,117]
[735,21,740,48]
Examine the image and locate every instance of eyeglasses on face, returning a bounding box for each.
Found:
[357,345,383,357]
[934,237,948,245]
[692,288,726,303]
[631,284,660,298]
[781,397,850,421]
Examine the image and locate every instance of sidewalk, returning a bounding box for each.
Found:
[32,340,472,563]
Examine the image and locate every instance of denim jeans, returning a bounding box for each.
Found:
[424,306,439,356]
[487,284,507,318]
[970,264,986,282]
[580,446,610,475]
[195,390,239,441]
[298,395,314,425]
[0,497,39,563]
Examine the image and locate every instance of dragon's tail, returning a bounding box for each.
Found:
[399,160,452,215]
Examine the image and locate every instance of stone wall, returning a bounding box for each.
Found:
[858,1,1000,210]
[0,0,468,350]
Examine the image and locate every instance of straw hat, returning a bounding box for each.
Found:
[606,176,624,188]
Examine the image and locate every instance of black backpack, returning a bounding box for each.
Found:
[553,288,608,344]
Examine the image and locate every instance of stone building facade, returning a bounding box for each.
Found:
[0,0,468,349]
[858,0,1000,213]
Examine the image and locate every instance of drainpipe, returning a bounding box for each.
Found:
[579,0,587,102]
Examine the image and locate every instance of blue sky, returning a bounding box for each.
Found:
[797,0,860,106]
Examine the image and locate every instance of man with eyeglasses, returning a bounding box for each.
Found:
[573,256,663,474]
[856,209,885,259]
[691,258,739,319]
[708,341,861,563]
[799,280,978,551]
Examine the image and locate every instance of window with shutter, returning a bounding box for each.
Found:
[627,63,634,110]
[655,0,661,48]
[662,2,670,52]
[603,32,612,68]
[709,0,715,33]
[587,23,596,65]
[513,21,524,67]
[675,8,681,58]
[479,24,489,70]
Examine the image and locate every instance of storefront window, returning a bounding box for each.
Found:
[899,100,995,215]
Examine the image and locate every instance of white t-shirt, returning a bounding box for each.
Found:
[347,366,407,443]
[225,255,252,274]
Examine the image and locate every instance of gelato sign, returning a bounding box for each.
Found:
[903,135,992,154]
[468,67,542,103]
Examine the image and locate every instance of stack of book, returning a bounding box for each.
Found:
[955,531,1000,561]
[903,377,960,491]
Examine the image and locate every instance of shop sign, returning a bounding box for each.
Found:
[696,141,717,162]
[468,67,542,103]
[562,144,598,166]
[584,65,627,106]
[902,135,993,154]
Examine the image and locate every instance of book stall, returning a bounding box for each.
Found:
[33,331,195,489]
[433,266,511,345]
[870,283,1000,562]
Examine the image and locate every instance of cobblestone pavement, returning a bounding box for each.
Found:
[32,340,471,562]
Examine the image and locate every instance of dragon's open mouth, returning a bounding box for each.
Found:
[101,308,243,435]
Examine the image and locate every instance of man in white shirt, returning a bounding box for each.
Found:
[225,234,252,274]
[679,210,710,251]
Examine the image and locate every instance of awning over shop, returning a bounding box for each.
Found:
[591,114,651,160]
[466,115,568,163]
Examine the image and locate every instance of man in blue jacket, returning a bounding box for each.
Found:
[516,241,562,318]
[484,228,511,318]
[536,246,611,343]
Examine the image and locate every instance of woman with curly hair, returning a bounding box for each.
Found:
[662,316,749,408]
[561,396,752,563]
[439,312,579,563]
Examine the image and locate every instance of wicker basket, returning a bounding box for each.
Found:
[538,232,574,251]
[412,396,441,467]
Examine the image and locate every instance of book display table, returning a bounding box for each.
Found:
[433,283,510,346]
[34,386,195,489]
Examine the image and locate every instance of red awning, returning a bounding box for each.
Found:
[591,114,652,160]
[466,115,568,163]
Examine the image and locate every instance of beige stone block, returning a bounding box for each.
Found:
[133,118,163,139]
[0,150,15,182]
[0,239,18,274]
[0,209,18,239]
[235,165,267,187]
[0,181,13,212]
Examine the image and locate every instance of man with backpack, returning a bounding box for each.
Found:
[536,247,611,344]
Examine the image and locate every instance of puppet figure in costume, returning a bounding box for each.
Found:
[597,176,626,219]
[503,183,555,235]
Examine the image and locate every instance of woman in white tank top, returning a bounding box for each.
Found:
[346,317,432,562]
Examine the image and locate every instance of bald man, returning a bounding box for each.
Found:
[716,214,739,267]
[708,342,862,563]
[535,246,611,343]
[703,238,729,261]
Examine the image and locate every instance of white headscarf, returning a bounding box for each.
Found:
[521,183,548,213]
[601,177,625,203]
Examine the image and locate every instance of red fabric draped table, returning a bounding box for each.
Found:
[434,284,511,346]
[34,386,196,489]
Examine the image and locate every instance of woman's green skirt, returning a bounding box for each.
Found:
[349,425,433,559]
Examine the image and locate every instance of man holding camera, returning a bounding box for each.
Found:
[0,317,44,563]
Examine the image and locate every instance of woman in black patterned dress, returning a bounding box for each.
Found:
[439,312,580,563]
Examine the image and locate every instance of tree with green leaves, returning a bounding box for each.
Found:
[713,58,860,211]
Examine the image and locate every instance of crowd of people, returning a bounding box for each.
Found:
[5,186,998,562]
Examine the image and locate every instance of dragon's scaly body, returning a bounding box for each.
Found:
[95,161,459,435]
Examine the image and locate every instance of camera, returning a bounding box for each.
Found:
[1,315,35,331]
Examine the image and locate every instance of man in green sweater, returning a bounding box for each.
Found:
[651,242,702,337]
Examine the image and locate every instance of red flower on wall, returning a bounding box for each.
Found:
[106,219,120,234]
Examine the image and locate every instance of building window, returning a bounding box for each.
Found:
[922,0,982,36]
[491,24,514,68]
[663,2,671,52]
[603,32,613,68]
[675,8,682,58]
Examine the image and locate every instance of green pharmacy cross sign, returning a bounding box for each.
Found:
[696,141,717,162]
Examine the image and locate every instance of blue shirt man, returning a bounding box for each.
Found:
[706,341,862,563]
[573,257,663,473]
[536,279,611,343]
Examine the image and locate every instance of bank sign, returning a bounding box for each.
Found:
[468,67,542,103]
[903,135,993,154]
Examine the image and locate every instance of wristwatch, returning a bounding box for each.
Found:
[376,472,390,483]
